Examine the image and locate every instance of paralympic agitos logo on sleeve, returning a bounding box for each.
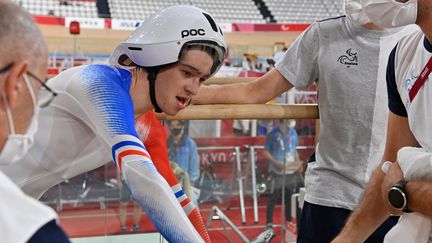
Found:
[181,29,206,38]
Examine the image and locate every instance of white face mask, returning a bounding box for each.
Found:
[361,0,418,28]
[344,0,371,25]
[0,74,39,164]
[289,120,296,128]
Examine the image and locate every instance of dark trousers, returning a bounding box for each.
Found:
[266,172,303,224]
[297,201,399,243]
[28,220,70,243]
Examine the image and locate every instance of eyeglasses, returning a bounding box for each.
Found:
[0,63,57,107]
[26,71,58,108]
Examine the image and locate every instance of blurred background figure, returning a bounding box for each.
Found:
[242,53,254,70]
[167,120,201,205]
[264,119,303,234]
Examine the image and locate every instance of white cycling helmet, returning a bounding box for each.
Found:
[110,5,227,75]
[110,5,227,113]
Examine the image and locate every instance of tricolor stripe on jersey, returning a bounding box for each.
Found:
[112,136,151,170]
[172,183,194,214]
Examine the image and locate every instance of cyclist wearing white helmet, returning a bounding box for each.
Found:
[110,5,226,114]
[0,5,226,243]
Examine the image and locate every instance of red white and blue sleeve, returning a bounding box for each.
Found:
[76,65,204,242]
[137,111,210,242]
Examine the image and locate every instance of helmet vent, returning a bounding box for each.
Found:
[219,26,224,36]
[118,54,134,66]
[128,47,142,51]
[202,12,218,32]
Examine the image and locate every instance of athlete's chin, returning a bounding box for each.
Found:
[163,108,180,116]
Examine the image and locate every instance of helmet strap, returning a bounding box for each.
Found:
[147,69,163,113]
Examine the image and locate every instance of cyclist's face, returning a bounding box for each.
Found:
[156,49,213,116]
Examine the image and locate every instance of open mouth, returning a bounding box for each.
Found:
[176,96,190,106]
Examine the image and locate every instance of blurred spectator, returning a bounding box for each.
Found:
[167,120,200,185]
[264,119,303,232]
[254,61,264,72]
[242,53,253,70]
[266,58,276,69]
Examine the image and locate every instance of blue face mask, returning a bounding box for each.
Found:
[0,74,39,164]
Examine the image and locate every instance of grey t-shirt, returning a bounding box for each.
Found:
[276,16,417,210]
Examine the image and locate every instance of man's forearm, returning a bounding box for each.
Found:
[194,83,253,105]
[195,69,293,105]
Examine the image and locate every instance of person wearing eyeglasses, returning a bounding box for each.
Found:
[0,1,69,243]
[0,5,226,242]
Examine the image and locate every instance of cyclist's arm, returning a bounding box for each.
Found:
[139,112,210,242]
[113,135,203,242]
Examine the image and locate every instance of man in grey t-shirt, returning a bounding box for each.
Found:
[194,5,417,243]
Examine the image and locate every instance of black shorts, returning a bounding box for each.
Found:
[28,220,70,243]
[297,201,399,243]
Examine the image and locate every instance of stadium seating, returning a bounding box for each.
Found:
[13,0,344,24]
[187,0,265,23]
[108,0,266,24]
[12,0,98,18]
[264,0,344,23]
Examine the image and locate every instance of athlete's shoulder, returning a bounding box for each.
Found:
[81,64,132,82]
[55,64,131,85]
[308,15,346,35]
[316,15,345,24]
[72,64,133,94]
